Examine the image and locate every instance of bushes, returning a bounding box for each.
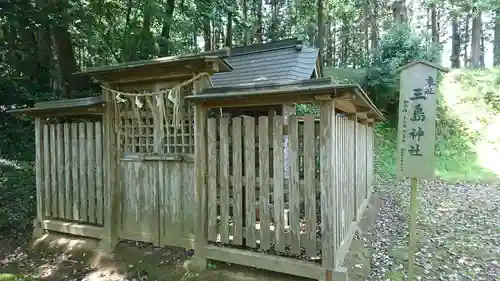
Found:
[0,163,36,233]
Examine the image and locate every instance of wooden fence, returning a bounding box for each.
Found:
[37,119,105,226]
[200,113,373,279]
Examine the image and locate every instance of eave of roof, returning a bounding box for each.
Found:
[8,96,105,117]
[74,49,233,77]
[186,78,385,121]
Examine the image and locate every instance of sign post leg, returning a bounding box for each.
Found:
[408,177,418,281]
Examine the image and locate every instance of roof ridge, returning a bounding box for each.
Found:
[230,38,304,56]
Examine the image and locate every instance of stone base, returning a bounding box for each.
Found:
[31,219,44,240]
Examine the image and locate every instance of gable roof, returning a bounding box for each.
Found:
[211,38,320,87]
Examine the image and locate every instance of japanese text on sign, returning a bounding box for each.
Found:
[396,61,443,180]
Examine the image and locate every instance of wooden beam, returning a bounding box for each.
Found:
[204,245,324,280]
[41,220,105,239]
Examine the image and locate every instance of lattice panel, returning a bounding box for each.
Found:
[116,83,194,154]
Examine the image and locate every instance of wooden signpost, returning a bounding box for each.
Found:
[396,60,448,281]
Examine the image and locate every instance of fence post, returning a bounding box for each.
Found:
[100,85,119,252]
[348,115,358,222]
[192,103,208,270]
[33,117,44,239]
[319,100,337,272]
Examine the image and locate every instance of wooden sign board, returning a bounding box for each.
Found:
[396,60,448,180]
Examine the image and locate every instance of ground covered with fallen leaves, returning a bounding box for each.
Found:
[367,179,500,281]
[1,179,499,281]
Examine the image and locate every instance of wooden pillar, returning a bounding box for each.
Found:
[192,103,208,270]
[367,119,374,195]
[348,114,358,222]
[100,85,119,251]
[319,100,336,272]
[33,117,45,238]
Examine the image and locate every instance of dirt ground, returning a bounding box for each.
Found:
[2,179,498,281]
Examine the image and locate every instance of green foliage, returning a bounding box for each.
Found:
[0,163,36,233]
[364,25,440,118]
[0,273,38,281]
[295,103,319,115]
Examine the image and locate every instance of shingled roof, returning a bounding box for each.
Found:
[211,38,320,87]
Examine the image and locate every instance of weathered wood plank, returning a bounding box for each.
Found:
[220,117,230,244]
[56,123,65,219]
[258,116,270,250]
[232,117,243,245]
[34,118,44,222]
[340,117,345,239]
[95,122,103,225]
[78,123,88,221]
[351,117,358,221]
[43,124,50,217]
[244,117,256,248]
[63,123,72,220]
[335,117,340,248]
[303,115,316,257]
[288,115,300,255]
[193,104,208,264]
[272,116,285,253]
[50,124,57,217]
[71,123,80,221]
[158,161,166,239]
[320,101,336,269]
[207,118,217,242]
[87,122,96,223]
[203,245,324,281]
[171,162,182,241]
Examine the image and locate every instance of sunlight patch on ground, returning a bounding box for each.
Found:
[440,69,500,176]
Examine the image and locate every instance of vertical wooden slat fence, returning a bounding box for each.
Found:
[38,120,105,225]
[199,109,376,280]
[206,114,321,258]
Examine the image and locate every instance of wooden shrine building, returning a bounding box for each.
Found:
[11,39,384,281]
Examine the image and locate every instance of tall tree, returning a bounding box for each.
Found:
[159,0,176,56]
[317,0,326,72]
[494,9,500,66]
[370,0,379,53]
[470,9,482,68]
[450,11,461,68]
[253,0,263,43]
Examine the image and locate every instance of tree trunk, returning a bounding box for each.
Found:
[159,0,176,56]
[363,0,369,54]
[431,5,438,45]
[450,14,460,68]
[317,0,325,72]
[254,0,263,43]
[326,20,333,67]
[49,0,84,98]
[494,9,500,66]
[196,0,212,51]
[35,0,53,89]
[470,11,482,68]
[463,15,470,67]
[226,9,233,47]
[138,0,154,59]
[392,0,407,25]
[480,24,485,67]
[242,0,249,45]
[370,0,378,53]
[270,0,278,41]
